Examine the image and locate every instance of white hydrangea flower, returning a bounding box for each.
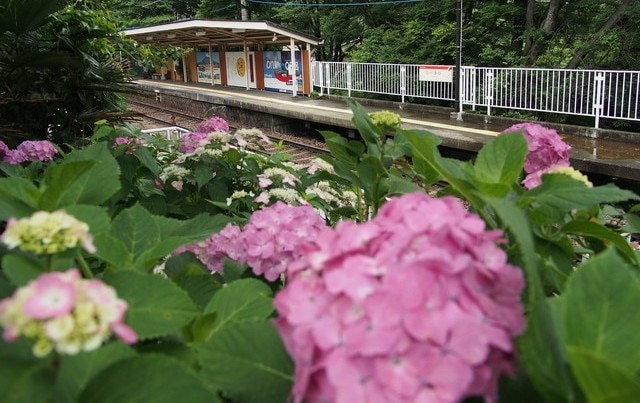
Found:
[159,164,191,182]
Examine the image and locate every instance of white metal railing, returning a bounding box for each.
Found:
[312,61,640,129]
[141,126,190,140]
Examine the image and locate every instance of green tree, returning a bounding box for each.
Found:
[0,0,137,144]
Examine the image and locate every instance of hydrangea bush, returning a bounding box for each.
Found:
[0,103,639,403]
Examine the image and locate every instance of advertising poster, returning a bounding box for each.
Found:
[196,51,221,84]
[225,51,256,88]
[263,51,302,93]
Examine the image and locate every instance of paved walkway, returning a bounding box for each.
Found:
[134,80,640,182]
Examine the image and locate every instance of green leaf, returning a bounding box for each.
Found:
[349,101,382,155]
[175,275,222,310]
[0,177,40,220]
[200,279,274,342]
[134,146,161,176]
[39,160,97,210]
[561,221,639,264]
[93,233,131,268]
[567,347,640,403]
[485,197,576,402]
[103,271,199,340]
[474,131,527,190]
[0,357,56,403]
[320,132,359,169]
[622,213,640,234]
[383,174,422,195]
[56,142,121,206]
[79,355,216,403]
[564,249,640,375]
[64,205,111,235]
[55,343,136,403]
[196,320,293,403]
[2,254,44,286]
[194,163,214,189]
[526,177,639,223]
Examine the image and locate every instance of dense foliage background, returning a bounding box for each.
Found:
[106,0,640,69]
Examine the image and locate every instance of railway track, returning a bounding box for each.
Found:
[127,97,328,164]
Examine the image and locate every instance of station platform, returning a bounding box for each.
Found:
[133,79,640,183]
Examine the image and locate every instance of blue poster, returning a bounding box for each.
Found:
[263,51,302,93]
[196,51,221,84]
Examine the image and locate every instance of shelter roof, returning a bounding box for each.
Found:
[122,19,321,47]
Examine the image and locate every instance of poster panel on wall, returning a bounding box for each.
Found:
[225,51,257,88]
[196,51,221,84]
[263,51,303,93]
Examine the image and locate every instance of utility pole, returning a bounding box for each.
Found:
[241,0,249,20]
[454,0,463,120]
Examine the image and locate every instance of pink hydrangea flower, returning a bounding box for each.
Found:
[502,123,570,174]
[274,192,525,403]
[196,116,230,134]
[179,203,327,281]
[502,123,571,189]
[177,223,246,273]
[1,140,57,164]
[0,269,137,357]
[14,140,58,163]
[242,202,327,281]
[179,132,210,153]
[22,271,78,319]
[0,140,11,160]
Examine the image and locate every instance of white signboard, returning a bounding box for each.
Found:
[419,65,454,83]
[225,51,257,88]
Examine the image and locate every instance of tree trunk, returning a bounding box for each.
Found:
[524,0,563,66]
[565,0,633,68]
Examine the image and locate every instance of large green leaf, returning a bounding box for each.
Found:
[485,197,576,402]
[567,348,640,403]
[349,101,382,156]
[564,249,640,375]
[55,343,136,403]
[0,177,40,220]
[561,220,639,264]
[525,177,639,223]
[474,131,527,191]
[55,142,121,206]
[0,356,56,403]
[200,279,274,342]
[79,355,216,403]
[196,320,293,403]
[64,205,111,236]
[103,271,199,340]
[39,160,97,211]
[2,254,43,287]
[0,0,64,34]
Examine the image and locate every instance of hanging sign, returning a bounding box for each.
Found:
[419,65,454,82]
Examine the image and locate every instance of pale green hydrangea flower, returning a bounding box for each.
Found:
[369,110,402,132]
[1,210,95,255]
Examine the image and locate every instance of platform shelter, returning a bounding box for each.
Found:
[122,19,321,96]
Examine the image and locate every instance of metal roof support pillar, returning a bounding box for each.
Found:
[181,55,187,83]
[290,37,297,97]
[208,41,214,87]
[244,40,250,90]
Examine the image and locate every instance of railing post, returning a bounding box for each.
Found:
[485,69,494,117]
[325,64,331,96]
[470,67,477,111]
[318,62,324,96]
[400,66,406,103]
[592,72,605,129]
[347,63,352,98]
